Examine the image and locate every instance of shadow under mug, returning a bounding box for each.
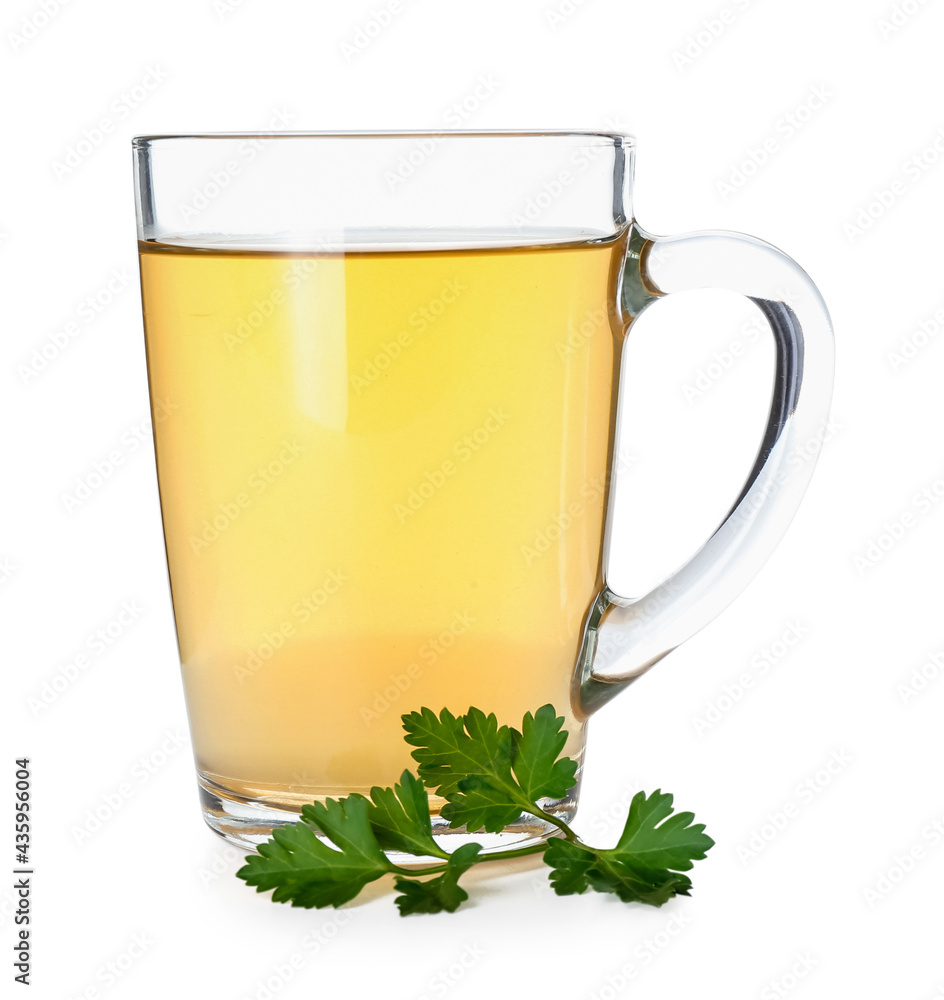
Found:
[132,131,834,852]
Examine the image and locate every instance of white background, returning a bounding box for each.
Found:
[3,1,944,997]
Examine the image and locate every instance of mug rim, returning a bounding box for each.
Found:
[131,129,635,147]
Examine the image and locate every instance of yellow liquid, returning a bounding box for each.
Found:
[139,235,626,803]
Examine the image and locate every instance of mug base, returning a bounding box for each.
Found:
[197,771,576,862]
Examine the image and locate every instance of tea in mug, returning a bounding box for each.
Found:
[138,234,626,805]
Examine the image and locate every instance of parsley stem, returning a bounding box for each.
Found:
[476,842,548,862]
[521,803,580,842]
[387,861,448,876]
[387,840,549,877]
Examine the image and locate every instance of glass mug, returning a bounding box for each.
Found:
[132,131,833,852]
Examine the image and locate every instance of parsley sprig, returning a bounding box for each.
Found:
[236,704,713,915]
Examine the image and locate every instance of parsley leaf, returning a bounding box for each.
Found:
[512,704,579,801]
[544,790,713,906]
[542,839,596,895]
[402,706,515,798]
[236,797,391,908]
[440,774,524,834]
[545,838,692,906]
[401,704,580,833]
[403,706,527,832]
[393,843,482,915]
[237,705,714,915]
[366,770,448,859]
[299,795,392,872]
[611,789,714,873]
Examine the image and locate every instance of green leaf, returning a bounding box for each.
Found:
[394,843,482,915]
[544,838,596,896]
[401,707,470,795]
[235,801,392,908]
[237,704,714,916]
[586,857,692,906]
[440,775,524,834]
[544,790,713,907]
[545,838,692,907]
[402,707,528,833]
[401,705,578,834]
[611,789,714,872]
[402,707,514,797]
[299,795,393,869]
[512,704,579,801]
[366,770,448,859]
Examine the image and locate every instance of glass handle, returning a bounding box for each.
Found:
[574,224,835,716]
